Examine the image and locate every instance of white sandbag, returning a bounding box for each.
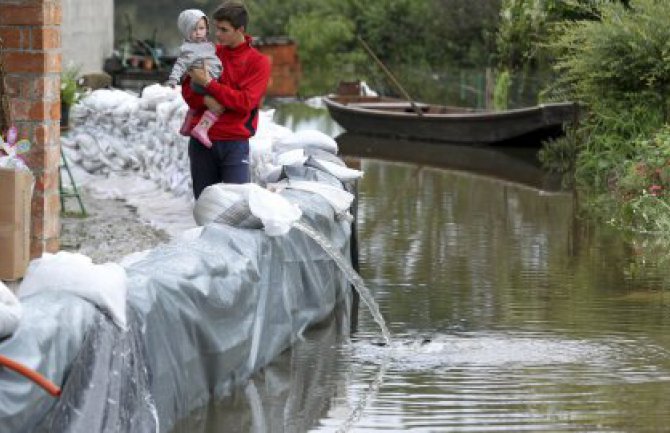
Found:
[18,252,128,329]
[0,281,22,339]
[193,183,251,227]
[61,146,82,164]
[81,158,105,173]
[277,179,354,214]
[137,110,157,123]
[248,183,302,236]
[69,103,90,122]
[310,157,364,181]
[249,136,273,167]
[258,163,283,184]
[60,86,361,212]
[119,249,153,268]
[60,134,76,149]
[140,83,179,110]
[156,100,178,126]
[254,109,292,141]
[81,89,136,112]
[194,183,301,236]
[273,129,338,154]
[112,98,140,118]
[275,148,307,167]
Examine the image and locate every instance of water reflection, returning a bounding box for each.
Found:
[337,132,564,192]
[344,158,670,432]
[266,100,343,137]
[169,311,350,433]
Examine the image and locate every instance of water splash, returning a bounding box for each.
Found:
[292,221,391,345]
[352,332,670,378]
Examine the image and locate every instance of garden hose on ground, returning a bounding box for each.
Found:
[0,354,61,397]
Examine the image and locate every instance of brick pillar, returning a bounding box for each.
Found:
[0,0,62,257]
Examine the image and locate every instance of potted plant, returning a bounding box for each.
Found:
[60,65,82,129]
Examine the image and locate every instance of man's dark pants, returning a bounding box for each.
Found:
[188,138,250,199]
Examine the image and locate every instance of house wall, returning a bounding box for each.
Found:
[61,0,113,73]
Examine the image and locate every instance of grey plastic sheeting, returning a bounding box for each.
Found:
[0,166,353,433]
[170,311,350,433]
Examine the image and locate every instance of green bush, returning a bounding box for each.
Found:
[547,0,670,121]
[493,69,510,110]
[542,0,670,187]
[60,65,82,107]
[617,126,670,201]
[537,0,670,237]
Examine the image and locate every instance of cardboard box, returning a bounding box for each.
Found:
[0,167,33,281]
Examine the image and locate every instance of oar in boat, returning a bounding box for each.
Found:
[356,35,424,117]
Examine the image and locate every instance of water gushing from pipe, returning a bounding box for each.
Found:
[292,221,391,345]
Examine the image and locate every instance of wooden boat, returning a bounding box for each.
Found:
[323,94,579,145]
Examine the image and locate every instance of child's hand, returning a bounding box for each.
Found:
[189,59,211,86]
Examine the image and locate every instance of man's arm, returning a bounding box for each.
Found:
[205,55,271,112]
[181,75,205,109]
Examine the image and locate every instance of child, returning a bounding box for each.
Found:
[167,9,223,147]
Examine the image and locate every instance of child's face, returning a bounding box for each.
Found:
[191,18,208,42]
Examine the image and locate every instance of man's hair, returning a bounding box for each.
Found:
[212,1,249,30]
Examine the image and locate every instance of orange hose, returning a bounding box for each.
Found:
[0,354,61,397]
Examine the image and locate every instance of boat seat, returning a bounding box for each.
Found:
[349,102,430,111]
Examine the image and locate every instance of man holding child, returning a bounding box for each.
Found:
[182,0,271,199]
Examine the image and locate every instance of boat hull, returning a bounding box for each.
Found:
[324,96,578,144]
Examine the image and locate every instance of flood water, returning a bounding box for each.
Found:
[170,102,670,432]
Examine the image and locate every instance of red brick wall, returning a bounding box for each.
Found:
[0,0,62,257]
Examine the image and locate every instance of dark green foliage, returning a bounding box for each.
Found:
[246,0,502,95]
[495,0,631,70]
[539,0,670,236]
[115,0,503,96]
[547,0,670,120]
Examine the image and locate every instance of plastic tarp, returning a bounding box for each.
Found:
[0,165,353,433]
[170,312,349,433]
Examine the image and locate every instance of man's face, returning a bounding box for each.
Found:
[214,20,244,47]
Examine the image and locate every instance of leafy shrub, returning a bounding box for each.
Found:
[61,65,82,107]
[617,126,670,200]
[547,0,670,121]
[493,69,510,110]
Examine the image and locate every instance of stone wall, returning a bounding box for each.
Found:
[0,0,62,257]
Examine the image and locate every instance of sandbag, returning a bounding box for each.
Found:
[274,130,338,154]
[193,183,302,236]
[19,252,128,329]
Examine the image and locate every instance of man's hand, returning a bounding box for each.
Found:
[188,59,212,87]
